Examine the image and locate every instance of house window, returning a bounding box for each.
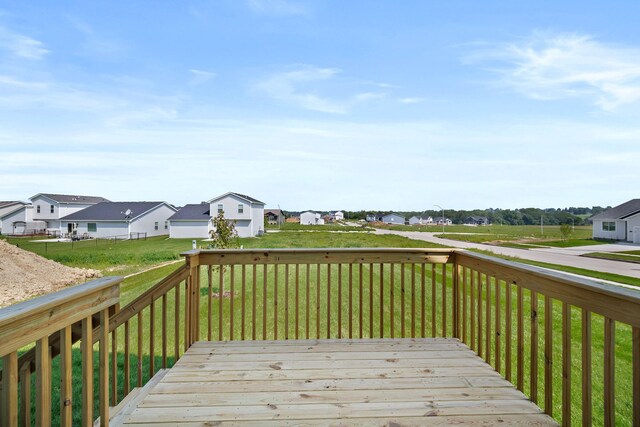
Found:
[164,221,168,230]
[602,221,616,232]
[155,221,159,230]
[37,205,41,213]
[88,223,97,232]
[50,205,54,213]
[218,204,223,214]
[238,204,244,214]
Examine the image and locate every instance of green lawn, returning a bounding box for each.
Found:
[267,222,372,232]
[580,252,640,265]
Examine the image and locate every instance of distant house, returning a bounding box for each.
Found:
[0,201,29,234]
[169,192,265,238]
[381,213,405,225]
[30,193,110,234]
[265,209,285,225]
[0,205,42,235]
[591,199,640,243]
[60,201,177,239]
[300,211,325,225]
[465,216,490,226]
[435,217,453,226]
[366,213,383,222]
[409,215,433,226]
[334,211,345,221]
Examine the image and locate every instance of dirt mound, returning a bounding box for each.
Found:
[0,239,102,307]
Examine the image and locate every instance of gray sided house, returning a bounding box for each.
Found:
[265,209,285,225]
[465,216,490,226]
[591,199,640,243]
[169,192,265,238]
[30,193,110,233]
[381,213,405,225]
[60,202,177,239]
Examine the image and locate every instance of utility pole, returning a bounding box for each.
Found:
[541,215,544,236]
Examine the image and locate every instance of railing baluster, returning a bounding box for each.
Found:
[296,264,300,340]
[632,326,640,427]
[284,264,289,340]
[505,282,512,382]
[379,264,384,338]
[562,302,572,427]
[316,264,321,339]
[137,311,143,387]
[477,272,483,358]
[411,263,416,338]
[60,326,72,426]
[470,269,475,349]
[306,264,310,339]
[517,286,524,392]
[400,263,405,338]
[19,362,31,427]
[390,263,395,338]
[1,352,18,427]
[220,265,225,341]
[485,275,491,363]
[359,263,364,339]
[544,295,552,417]
[442,264,447,337]
[531,291,539,405]
[462,267,467,343]
[338,264,342,339]
[124,320,130,395]
[82,316,93,427]
[110,323,117,407]
[495,278,501,374]
[183,280,189,352]
[252,264,257,341]
[349,263,353,339]
[431,264,436,337]
[604,317,615,427]
[327,264,332,339]
[162,294,167,368]
[582,309,592,427]
[230,265,235,341]
[99,308,110,427]
[370,263,374,338]
[174,285,180,360]
[274,264,279,340]
[241,265,246,340]
[150,301,155,377]
[207,265,213,341]
[263,264,268,340]
[421,263,426,338]
[36,336,51,427]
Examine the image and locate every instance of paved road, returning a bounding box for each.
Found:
[373,228,640,280]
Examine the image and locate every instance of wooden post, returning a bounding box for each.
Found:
[82,316,93,427]
[99,308,110,427]
[1,352,18,427]
[60,326,73,427]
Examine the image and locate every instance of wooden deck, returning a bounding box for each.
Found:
[114,338,557,426]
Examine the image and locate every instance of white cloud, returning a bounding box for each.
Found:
[470,32,640,111]
[254,65,387,113]
[399,97,424,104]
[189,69,217,85]
[247,0,309,16]
[0,26,49,60]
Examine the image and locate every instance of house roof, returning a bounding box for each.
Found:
[591,199,640,221]
[0,201,26,208]
[207,192,265,205]
[382,213,405,219]
[60,202,174,221]
[31,193,110,204]
[168,204,212,221]
[264,209,283,216]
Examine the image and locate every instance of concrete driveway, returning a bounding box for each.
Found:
[373,228,640,280]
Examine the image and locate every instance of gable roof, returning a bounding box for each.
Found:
[264,209,283,216]
[168,204,212,221]
[31,193,110,204]
[207,192,265,205]
[0,201,26,208]
[60,202,175,221]
[591,199,640,221]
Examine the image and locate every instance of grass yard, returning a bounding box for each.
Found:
[267,222,372,232]
[580,251,640,265]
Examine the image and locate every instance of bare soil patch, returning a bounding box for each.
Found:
[0,239,102,307]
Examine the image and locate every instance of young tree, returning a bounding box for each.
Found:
[209,211,239,249]
[559,223,573,241]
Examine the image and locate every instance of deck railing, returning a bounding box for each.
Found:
[1,248,639,426]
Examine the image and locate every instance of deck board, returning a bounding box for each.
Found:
[118,338,557,426]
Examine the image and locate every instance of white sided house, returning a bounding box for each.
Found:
[60,202,177,239]
[409,215,433,226]
[591,199,640,243]
[300,211,325,225]
[0,201,29,234]
[334,211,345,221]
[30,193,110,234]
[169,193,265,239]
[0,205,39,235]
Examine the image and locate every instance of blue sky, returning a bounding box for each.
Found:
[1,1,639,210]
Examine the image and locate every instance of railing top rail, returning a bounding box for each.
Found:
[456,250,640,326]
[181,247,456,256]
[0,276,122,357]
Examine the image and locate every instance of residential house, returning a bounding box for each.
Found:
[409,215,433,226]
[60,202,177,239]
[366,213,383,222]
[0,205,43,235]
[435,217,453,226]
[591,199,640,243]
[334,211,345,221]
[169,192,265,238]
[264,209,285,226]
[300,211,325,225]
[381,213,405,225]
[0,201,29,234]
[30,193,110,234]
[464,216,490,226]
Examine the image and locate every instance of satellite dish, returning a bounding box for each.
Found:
[125,209,132,216]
